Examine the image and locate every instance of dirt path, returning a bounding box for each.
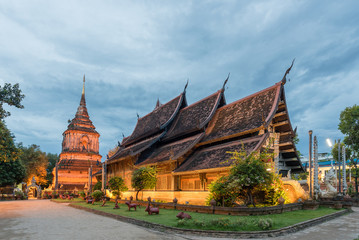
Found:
[0,200,187,240]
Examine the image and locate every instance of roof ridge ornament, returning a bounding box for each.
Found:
[281,59,295,85]
[137,112,140,119]
[222,73,230,91]
[155,98,162,109]
[183,79,189,93]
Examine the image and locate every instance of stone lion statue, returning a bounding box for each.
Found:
[321,168,337,198]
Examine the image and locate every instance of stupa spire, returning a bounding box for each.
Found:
[82,74,85,95]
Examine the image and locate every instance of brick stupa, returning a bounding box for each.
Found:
[54,76,101,192]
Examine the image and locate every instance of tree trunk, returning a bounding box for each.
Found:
[247,190,255,207]
[136,190,140,201]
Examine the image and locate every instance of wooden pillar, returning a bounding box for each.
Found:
[274,133,280,174]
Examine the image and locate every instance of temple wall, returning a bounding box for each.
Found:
[62,131,100,153]
[120,190,210,205]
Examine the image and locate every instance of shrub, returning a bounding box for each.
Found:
[176,219,191,227]
[15,191,24,199]
[260,173,288,206]
[108,176,128,198]
[231,219,247,228]
[257,218,273,230]
[94,181,102,191]
[91,190,104,201]
[210,218,231,227]
[79,191,86,198]
[193,219,206,227]
[348,184,354,197]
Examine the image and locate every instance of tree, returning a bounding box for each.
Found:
[331,142,352,163]
[227,150,273,207]
[18,144,48,187]
[208,148,278,207]
[339,105,359,151]
[0,121,22,162]
[207,175,240,207]
[131,166,157,200]
[0,83,25,119]
[0,158,26,187]
[45,153,58,188]
[108,176,128,198]
[93,181,102,191]
[338,104,359,196]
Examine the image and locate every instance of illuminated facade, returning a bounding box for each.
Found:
[53,76,101,191]
[106,66,303,204]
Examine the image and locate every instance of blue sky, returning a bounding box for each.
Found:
[1,1,358,160]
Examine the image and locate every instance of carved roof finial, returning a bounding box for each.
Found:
[122,133,125,138]
[137,112,140,119]
[222,73,230,91]
[281,59,295,85]
[183,79,189,93]
[293,126,297,136]
[155,98,162,109]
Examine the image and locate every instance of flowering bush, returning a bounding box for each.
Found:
[257,218,273,230]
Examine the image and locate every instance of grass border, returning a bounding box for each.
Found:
[53,200,349,238]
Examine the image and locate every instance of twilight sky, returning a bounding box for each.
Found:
[1,1,358,161]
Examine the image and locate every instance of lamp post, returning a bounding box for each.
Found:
[309,130,313,199]
[338,139,342,195]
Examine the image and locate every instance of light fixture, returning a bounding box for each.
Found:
[326,138,333,148]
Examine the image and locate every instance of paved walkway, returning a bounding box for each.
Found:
[0,200,358,240]
[0,200,186,240]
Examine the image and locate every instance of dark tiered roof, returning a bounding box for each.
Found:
[163,90,224,141]
[123,93,186,146]
[107,75,303,174]
[174,134,267,173]
[137,133,204,166]
[203,82,281,143]
[108,132,164,162]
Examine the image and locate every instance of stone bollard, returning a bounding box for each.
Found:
[173,197,178,210]
[210,199,216,214]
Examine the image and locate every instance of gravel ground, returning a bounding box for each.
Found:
[1,200,358,240]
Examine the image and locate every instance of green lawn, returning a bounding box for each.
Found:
[61,200,342,231]
[51,198,83,202]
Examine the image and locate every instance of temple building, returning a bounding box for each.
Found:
[53,76,101,192]
[106,65,304,204]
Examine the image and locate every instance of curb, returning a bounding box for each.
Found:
[64,203,349,238]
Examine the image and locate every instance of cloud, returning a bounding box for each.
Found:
[1,0,359,159]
